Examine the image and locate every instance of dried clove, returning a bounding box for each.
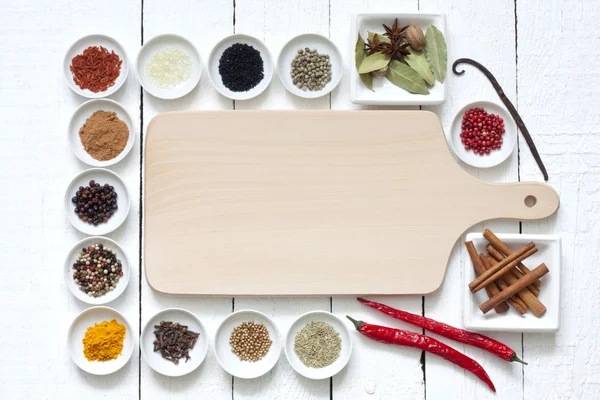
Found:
[153,321,199,365]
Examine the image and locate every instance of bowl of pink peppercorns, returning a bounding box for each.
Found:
[449,101,517,169]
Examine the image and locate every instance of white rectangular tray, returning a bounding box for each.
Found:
[463,233,561,333]
[351,13,447,106]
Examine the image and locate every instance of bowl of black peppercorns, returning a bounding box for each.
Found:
[65,168,130,235]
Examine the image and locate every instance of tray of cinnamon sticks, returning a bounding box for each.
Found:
[463,229,561,333]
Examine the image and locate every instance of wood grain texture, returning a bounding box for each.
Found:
[1,0,597,399]
[230,1,331,397]
[0,0,141,399]
[518,0,600,398]
[144,111,557,295]
[328,1,426,398]
[419,0,526,399]
[140,1,234,398]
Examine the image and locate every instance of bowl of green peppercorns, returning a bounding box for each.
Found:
[277,34,342,99]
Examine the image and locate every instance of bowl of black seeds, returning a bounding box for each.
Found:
[64,236,130,305]
[277,34,343,99]
[64,168,130,235]
[208,34,274,100]
[141,308,209,377]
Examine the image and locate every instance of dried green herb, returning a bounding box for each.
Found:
[358,52,391,74]
[424,25,447,83]
[294,321,341,369]
[368,31,391,44]
[355,34,373,91]
[405,49,435,85]
[386,60,429,94]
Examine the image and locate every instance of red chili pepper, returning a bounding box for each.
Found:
[347,316,496,392]
[357,297,526,365]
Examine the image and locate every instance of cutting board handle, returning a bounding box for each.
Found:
[480,181,559,221]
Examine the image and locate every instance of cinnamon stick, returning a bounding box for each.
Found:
[486,254,547,317]
[481,255,527,314]
[487,245,540,296]
[464,241,509,313]
[472,247,537,293]
[469,242,536,292]
[483,229,541,287]
[480,264,549,314]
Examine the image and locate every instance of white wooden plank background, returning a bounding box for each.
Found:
[1,0,599,398]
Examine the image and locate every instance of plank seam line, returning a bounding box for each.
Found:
[231,0,236,397]
[138,0,144,398]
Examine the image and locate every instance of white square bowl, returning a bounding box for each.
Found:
[463,233,561,333]
[351,13,447,105]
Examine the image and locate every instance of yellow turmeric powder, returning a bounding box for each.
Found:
[82,319,126,361]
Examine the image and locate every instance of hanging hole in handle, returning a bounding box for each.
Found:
[524,195,537,208]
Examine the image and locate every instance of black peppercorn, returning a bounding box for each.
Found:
[72,179,118,225]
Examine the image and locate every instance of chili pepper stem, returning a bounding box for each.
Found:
[510,354,528,365]
[346,316,363,331]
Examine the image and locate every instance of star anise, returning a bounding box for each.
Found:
[365,34,386,55]
[381,40,411,62]
[383,18,409,42]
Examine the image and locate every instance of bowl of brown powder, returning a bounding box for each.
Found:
[68,99,134,167]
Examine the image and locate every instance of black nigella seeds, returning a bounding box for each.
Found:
[218,43,264,92]
[72,179,118,225]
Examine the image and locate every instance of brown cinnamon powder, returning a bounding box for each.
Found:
[79,110,129,161]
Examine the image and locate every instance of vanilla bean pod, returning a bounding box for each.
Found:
[452,58,548,181]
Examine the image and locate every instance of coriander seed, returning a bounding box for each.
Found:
[229,321,272,362]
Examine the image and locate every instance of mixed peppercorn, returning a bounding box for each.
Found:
[72,243,123,297]
[72,180,118,225]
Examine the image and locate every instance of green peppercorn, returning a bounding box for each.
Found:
[290,48,332,92]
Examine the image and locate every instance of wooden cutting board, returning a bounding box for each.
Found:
[144,111,559,295]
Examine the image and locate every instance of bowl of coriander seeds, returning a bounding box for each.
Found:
[214,310,281,379]
[277,34,343,99]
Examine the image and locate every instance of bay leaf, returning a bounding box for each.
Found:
[424,25,447,83]
[358,52,391,74]
[386,60,429,95]
[355,33,373,91]
[405,49,435,85]
[367,31,391,44]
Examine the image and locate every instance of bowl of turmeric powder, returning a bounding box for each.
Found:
[68,306,135,375]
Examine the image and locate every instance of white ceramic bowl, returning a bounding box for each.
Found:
[208,34,274,101]
[214,310,281,379]
[68,99,135,167]
[65,168,130,235]
[63,34,128,98]
[284,311,352,380]
[141,308,209,377]
[64,236,130,305]
[277,34,343,99]
[463,232,561,332]
[450,101,517,169]
[136,34,202,100]
[68,306,135,375]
